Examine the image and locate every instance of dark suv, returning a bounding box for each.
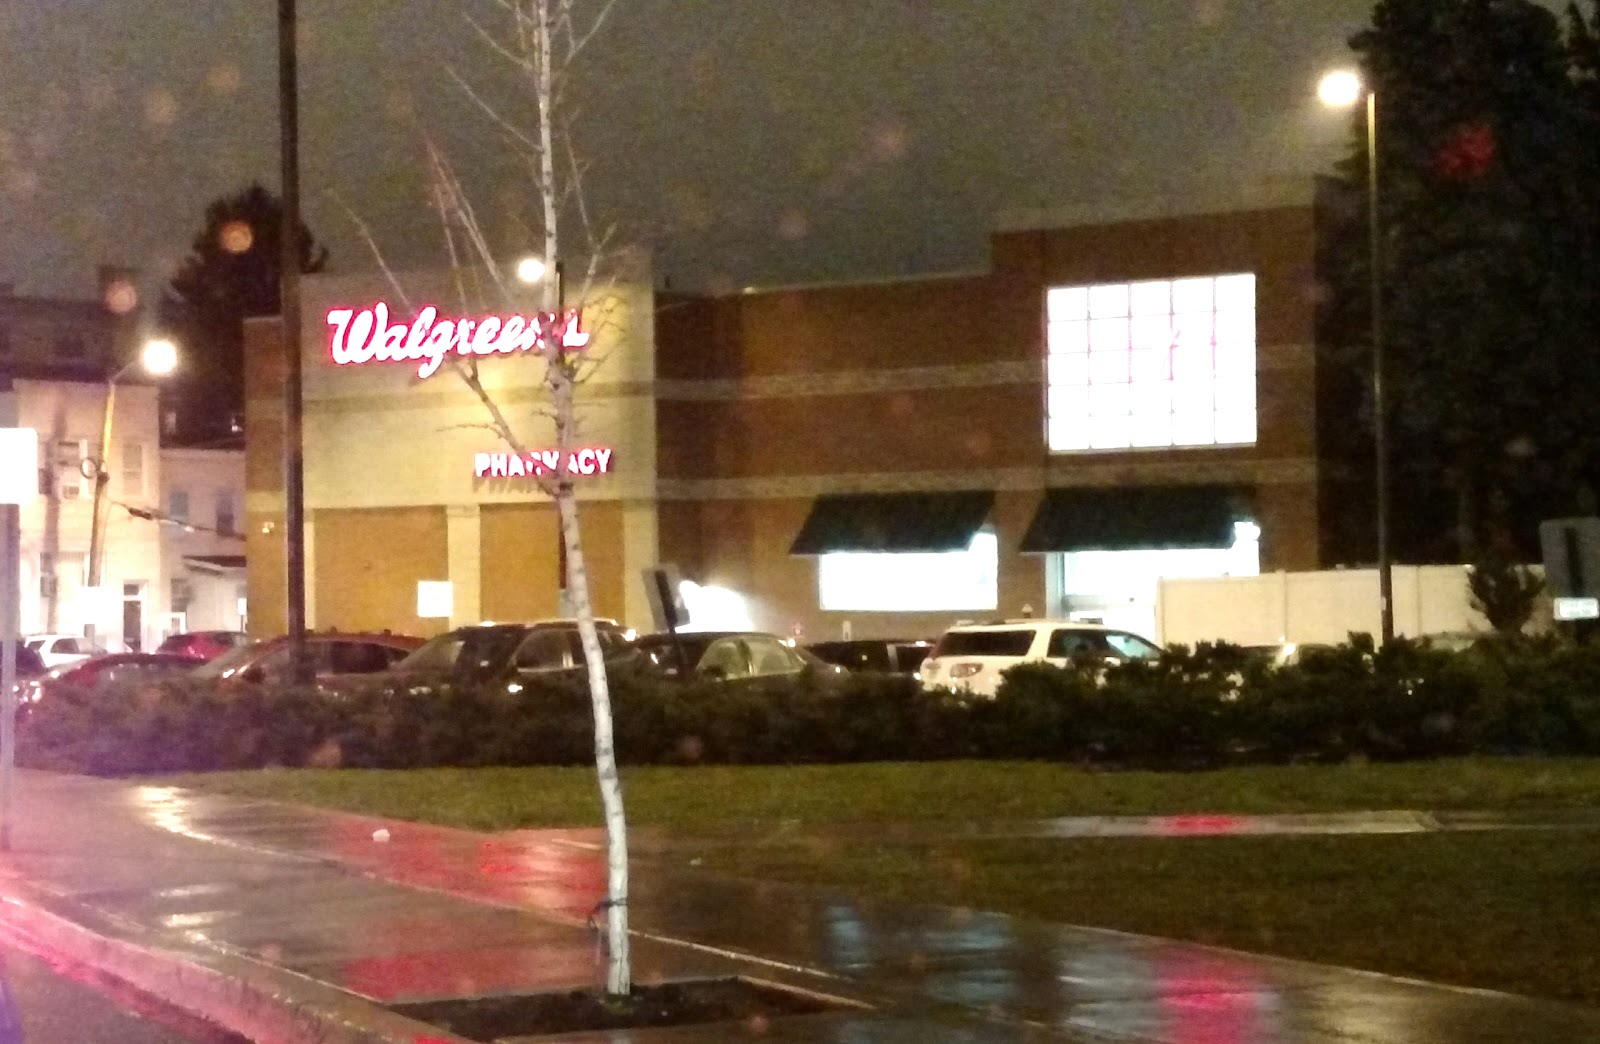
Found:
[190,632,423,688]
[374,619,637,693]
[806,639,932,677]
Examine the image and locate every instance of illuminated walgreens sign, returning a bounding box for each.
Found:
[326,303,590,380]
[475,447,615,479]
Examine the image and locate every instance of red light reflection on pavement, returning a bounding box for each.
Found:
[318,818,611,1002]
[340,943,598,1003]
[323,817,607,922]
[1156,951,1276,1044]
[1158,815,1247,836]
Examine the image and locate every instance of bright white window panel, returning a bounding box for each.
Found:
[1048,286,1088,322]
[818,532,999,613]
[1049,318,1088,354]
[1089,283,1129,319]
[1046,273,1257,453]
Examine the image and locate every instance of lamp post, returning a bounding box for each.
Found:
[84,338,179,645]
[1320,68,1395,646]
[280,0,310,682]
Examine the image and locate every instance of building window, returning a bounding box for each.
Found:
[1046,274,1257,452]
[120,441,144,496]
[215,492,236,537]
[54,440,88,500]
[168,490,190,524]
[818,531,999,612]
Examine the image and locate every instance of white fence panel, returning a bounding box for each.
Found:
[1157,565,1492,647]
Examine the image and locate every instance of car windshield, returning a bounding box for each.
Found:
[397,626,528,676]
[1106,632,1161,660]
[190,642,264,680]
[931,629,1035,657]
[808,641,889,671]
[634,634,718,673]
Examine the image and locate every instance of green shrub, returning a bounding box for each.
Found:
[20,632,1600,775]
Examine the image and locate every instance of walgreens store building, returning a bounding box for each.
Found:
[247,180,1358,643]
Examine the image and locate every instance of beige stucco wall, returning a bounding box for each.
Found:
[274,267,660,633]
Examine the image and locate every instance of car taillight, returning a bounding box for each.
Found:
[949,663,982,679]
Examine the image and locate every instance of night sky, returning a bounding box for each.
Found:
[0,1,1494,300]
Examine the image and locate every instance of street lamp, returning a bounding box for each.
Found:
[85,338,181,643]
[1320,67,1394,645]
[515,256,548,285]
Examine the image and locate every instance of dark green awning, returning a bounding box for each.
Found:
[1021,485,1253,553]
[790,491,995,555]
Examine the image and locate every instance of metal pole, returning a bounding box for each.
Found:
[280,0,309,681]
[1368,90,1394,646]
[0,386,20,852]
[0,502,16,852]
[84,378,118,645]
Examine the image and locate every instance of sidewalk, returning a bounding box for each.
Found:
[0,770,1597,1043]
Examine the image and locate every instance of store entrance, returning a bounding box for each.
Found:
[1047,523,1261,642]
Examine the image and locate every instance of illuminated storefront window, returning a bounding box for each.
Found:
[818,532,998,613]
[1052,521,1261,637]
[1046,274,1257,452]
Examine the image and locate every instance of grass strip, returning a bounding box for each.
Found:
[169,757,1600,832]
[698,831,1600,1006]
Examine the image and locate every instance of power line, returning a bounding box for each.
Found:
[109,498,245,541]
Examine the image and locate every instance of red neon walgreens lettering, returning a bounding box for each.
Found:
[326,305,591,379]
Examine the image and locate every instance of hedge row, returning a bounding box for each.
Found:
[20,634,1600,776]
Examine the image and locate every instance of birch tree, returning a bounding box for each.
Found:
[354,0,632,995]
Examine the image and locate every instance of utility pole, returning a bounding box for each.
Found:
[280,0,309,680]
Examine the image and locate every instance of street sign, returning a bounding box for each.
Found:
[1539,518,1600,598]
[416,581,453,619]
[1554,597,1600,621]
[0,429,39,506]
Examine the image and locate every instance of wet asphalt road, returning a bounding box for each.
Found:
[0,944,248,1044]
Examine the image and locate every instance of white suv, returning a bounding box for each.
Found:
[24,634,103,670]
[919,620,1161,697]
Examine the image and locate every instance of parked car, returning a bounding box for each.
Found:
[189,632,423,688]
[8,645,47,680]
[3,645,49,704]
[156,630,251,663]
[920,620,1161,697]
[636,630,845,684]
[33,652,198,701]
[806,639,932,677]
[24,634,103,670]
[349,619,636,694]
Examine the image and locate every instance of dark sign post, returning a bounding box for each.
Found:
[1540,518,1600,626]
[641,565,690,673]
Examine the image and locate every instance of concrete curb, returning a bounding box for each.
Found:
[0,873,473,1044]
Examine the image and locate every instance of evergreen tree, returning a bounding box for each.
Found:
[163,184,329,444]
[1326,0,1600,559]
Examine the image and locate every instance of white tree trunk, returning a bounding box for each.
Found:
[532,3,630,993]
[555,478,632,995]
[418,0,634,993]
